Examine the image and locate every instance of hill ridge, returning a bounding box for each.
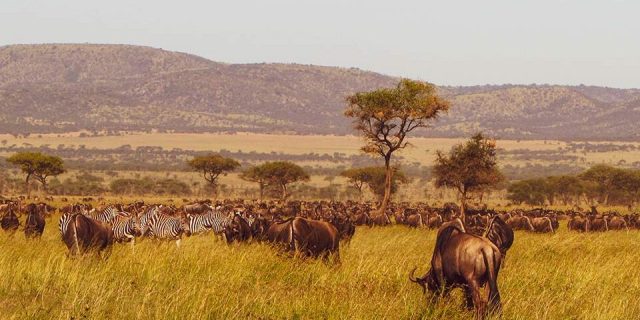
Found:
[1,43,639,140]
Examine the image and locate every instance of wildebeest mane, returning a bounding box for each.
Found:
[484,216,514,255]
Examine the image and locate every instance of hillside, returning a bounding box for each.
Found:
[1,44,639,140]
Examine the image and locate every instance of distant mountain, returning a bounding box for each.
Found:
[1,44,639,140]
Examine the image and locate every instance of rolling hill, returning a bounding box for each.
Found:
[1,43,639,140]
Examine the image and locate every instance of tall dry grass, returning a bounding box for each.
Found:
[1,220,639,319]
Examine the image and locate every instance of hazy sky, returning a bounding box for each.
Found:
[2,0,639,88]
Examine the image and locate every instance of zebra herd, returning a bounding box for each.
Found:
[57,203,239,252]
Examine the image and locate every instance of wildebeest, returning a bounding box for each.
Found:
[267,217,340,261]
[370,213,391,226]
[484,216,514,257]
[425,214,443,229]
[329,215,356,243]
[589,216,609,232]
[59,213,114,256]
[1,206,20,233]
[608,216,628,231]
[223,213,252,243]
[530,217,554,233]
[568,216,590,232]
[353,212,371,226]
[409,218,507,319]
[404,213,424,228]
[24,203,46,238]
[506,215,534,231]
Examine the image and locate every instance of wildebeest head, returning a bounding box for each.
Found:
[409,268,438,294]
[223,213,251,243]
[484,216,514,256]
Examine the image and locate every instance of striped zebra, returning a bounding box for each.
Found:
[86,206,119,225]
[187,209,232,235]
[111,214,141,244]
[139,205,161,236]
[58,211,75,240]
[147,213,190,247]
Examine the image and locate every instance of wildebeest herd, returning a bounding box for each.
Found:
[1,198,638,318]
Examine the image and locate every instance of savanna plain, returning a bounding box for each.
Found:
[1,209,639,320]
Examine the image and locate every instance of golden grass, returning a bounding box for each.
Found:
[3,132,640,169]
[1,220,638,319]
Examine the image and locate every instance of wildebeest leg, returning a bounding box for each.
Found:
[463,286,474,310]
[469,281,486,320]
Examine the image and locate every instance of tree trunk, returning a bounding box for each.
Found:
[379,154,393,217]
[259,182,264,202]
[25,174,31,199]
[211,182,218,200]
[459,191,467,225]
[281,183,288,201]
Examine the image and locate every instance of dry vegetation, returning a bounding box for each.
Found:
[1,210,638,319]
[4,132,640,167]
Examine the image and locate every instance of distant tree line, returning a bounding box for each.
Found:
[507,164,640,206]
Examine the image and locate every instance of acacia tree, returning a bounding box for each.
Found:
[433,133,503,223]
[187,154,240,197]
[251,161,309,201]
[240,165,267,201]
[579,164,623,205]
[6,152,65,198]
[341,167,408,201]
[345,79,449,215]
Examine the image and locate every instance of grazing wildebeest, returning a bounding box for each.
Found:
[530,217,554,233]
[251,216,270,241]
[409,218,506,319]
[370,213,391,226]
[183,202,211,215]
[59,213,114,256]
[1,206,20,233]
[568,216,590,232]
[506,215,534,231]
[267,217,340,261]
[405,213,424,228]
[24,203,46,238]
[223,213,252,243]
[329,215,355,243]
[425,214,443,229]
[484,216,514,257]
[589,216,608,232]
[353,212,371,226]
[608,216,628,231]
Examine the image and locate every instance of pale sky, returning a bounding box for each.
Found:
[1,0,639,88]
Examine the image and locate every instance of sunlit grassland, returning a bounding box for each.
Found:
[1,220,639,319]
[4,132,640,167]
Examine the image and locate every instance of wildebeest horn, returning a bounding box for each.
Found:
[409,267,419,283]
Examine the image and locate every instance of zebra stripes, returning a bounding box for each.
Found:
[112,214,141,243]
[86,206,119,225]
[187,209,232,235]
[147,213,189,247]
[58,212,75,239]
[139,205,161,236]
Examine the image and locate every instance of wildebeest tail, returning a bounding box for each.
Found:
[483,247,502,315]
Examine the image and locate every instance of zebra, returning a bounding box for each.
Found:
[86,205,119,225]
[111,214,142,245]
[147,213,190,247]
[139,205,161,236]
[187,209,233,235]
